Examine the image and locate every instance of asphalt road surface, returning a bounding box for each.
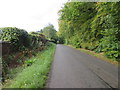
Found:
[47,44,118,88]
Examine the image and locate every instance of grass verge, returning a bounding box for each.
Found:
[3,42,56,88]
[67,45,119,66]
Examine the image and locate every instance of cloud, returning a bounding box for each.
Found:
[0,0,67,32]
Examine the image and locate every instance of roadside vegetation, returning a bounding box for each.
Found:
[57,2,119,61]
[1,1,119,89]
[39,24,58,44]
[68,45,118,66]
[3,42,56,88]
[0,27,47,83]
[0,25,57,88]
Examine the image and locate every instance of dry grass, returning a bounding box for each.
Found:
[67,45,119,66]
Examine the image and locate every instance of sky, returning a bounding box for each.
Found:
[0,0,68,32]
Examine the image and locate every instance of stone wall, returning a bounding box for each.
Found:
[0,41,11,56]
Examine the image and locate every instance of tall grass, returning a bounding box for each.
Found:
[4,42,56,88]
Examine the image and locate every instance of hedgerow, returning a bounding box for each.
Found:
[0,27,47,51]
[0,27,30,51]
[0,27,47,82]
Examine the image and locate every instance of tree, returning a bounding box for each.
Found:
[40,24,58,43]
[58,2,120,61]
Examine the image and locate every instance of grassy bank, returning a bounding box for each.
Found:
[67,45,119,66]
[3,42,56,88]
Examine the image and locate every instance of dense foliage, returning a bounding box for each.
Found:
[0,27,30,51]
[29,31,47,49]
[0,27,47,82]
[40,24,58,43]
[3,42,56,88]
[0,27,47,51]
[58,2,120,61]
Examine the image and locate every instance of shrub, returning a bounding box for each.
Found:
[29,32,47,49]
[0,27,30,51]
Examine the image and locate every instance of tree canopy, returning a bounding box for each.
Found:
[58,2,120,61]
[40,24,58,43]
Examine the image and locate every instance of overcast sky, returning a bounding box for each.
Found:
[0,0,68,32]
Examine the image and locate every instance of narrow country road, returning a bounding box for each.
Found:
[47,44,118,88]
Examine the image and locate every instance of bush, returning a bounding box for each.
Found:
[29,32,47,49]
[0,27,30,51]
[0,27,47,51]
[1,28,48,83]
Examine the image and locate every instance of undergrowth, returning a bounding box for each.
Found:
[3,42,56,88]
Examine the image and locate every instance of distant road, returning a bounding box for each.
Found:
[47,44,118,88]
